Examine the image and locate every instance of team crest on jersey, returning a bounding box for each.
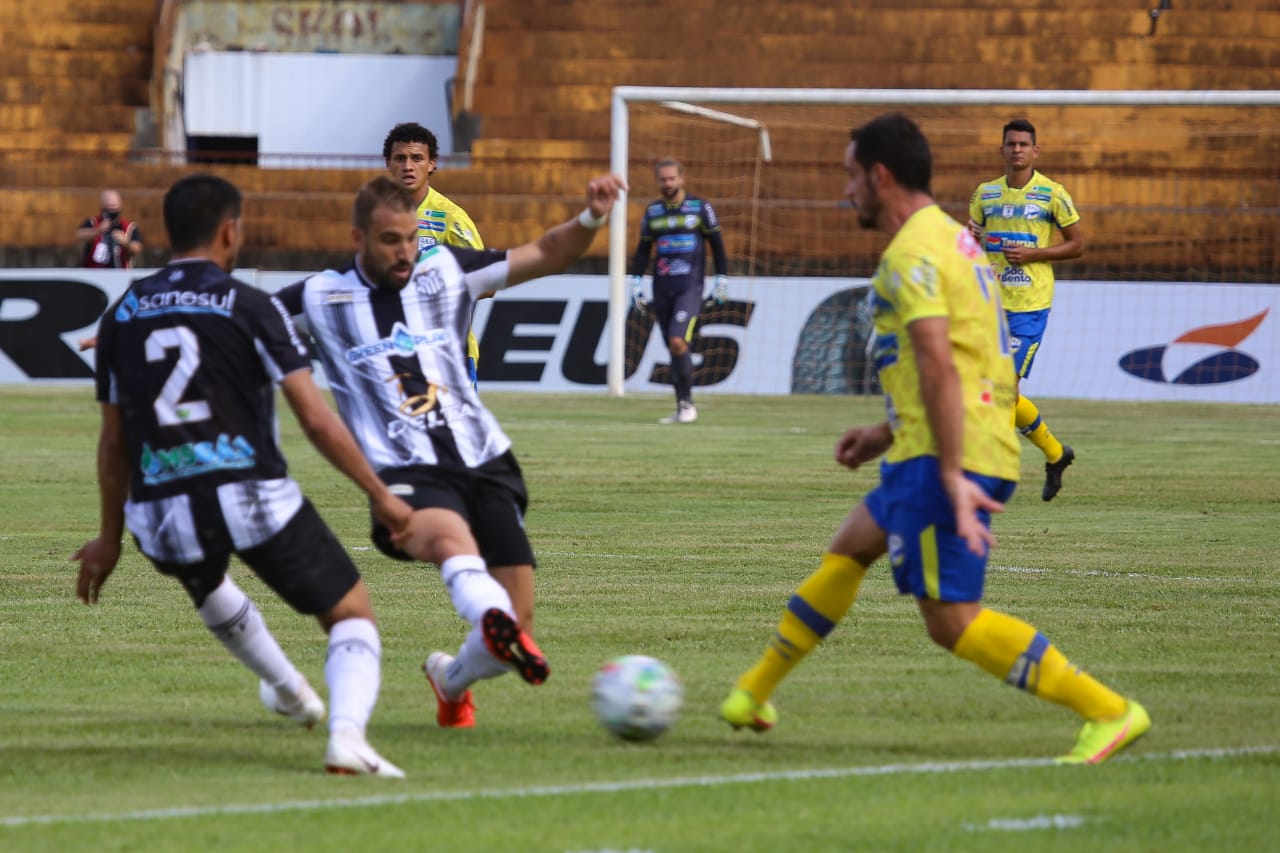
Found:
[1002,204,1016,218]
[909,259,939,296]
[413,267,445,297]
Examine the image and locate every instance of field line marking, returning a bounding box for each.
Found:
[537,551,1255,584]
[2,745,1275,829]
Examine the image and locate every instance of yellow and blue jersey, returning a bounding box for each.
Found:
[416,186,484,374]
[416,186,484,254]
[870,205,1020,481]
[968,170,1080,312]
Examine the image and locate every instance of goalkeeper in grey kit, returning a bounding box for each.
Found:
[629,157,729,424]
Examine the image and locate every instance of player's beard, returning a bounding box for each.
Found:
[856,190,881,231]
[368,259,413,291]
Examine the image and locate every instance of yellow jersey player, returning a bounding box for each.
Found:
[721,113,1149,766]
[969,118,1085,500]
[384,122,486,387]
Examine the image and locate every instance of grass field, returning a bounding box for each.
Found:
[1,388,1278,851]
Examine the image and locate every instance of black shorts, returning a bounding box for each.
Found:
[652,282,704,344]
[372,451,536,569]
[149,499,361,615]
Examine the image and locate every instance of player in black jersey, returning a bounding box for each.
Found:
[73,174,414,777]
[277,172,626,729]
[629,158,730,424]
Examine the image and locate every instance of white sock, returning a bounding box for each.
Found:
[440,555,513,626]
[325,618,381,735]
[444,624,511,694]
[197,576,299,695]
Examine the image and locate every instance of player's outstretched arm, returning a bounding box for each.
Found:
[506,173,628,287]
[279,370,412,533]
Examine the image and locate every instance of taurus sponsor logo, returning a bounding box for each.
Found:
[1119,310,1268,386]
[140,433,256,484]
[345,321,448,364]
[656,234,697,253]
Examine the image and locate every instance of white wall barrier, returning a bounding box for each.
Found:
[1,270,1276,403]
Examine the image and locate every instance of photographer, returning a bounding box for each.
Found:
[76,189,143,269]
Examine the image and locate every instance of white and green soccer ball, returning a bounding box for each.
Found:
[592,655,683,742]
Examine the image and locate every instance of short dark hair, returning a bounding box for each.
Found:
[163,174,241,252]
[353,176,416,230]
[655,157,683,175]
[849,113,932,195]
[382,122,439,161]
[1002,118,1037,144]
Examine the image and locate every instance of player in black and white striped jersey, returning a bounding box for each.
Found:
[276,171,626,728]
[74,174,415,777]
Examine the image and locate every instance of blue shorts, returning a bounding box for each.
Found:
[1007,308,1050,379]
[864,456,1017,602]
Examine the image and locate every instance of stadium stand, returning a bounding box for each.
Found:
[0,0,1277,278]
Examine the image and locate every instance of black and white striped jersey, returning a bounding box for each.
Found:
[278,244,513,471]
[94,258,313,563]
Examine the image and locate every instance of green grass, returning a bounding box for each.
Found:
[1,388,1278,851]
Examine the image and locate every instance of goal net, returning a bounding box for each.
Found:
[607,88,1280,401]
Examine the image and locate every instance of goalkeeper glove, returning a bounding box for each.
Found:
[630,276,648,315]
[711,275,728,305]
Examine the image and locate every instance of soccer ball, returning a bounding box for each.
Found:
[591,655,683,742]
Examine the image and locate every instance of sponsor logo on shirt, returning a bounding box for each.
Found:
[1026,191,1052,203]
[344,321,449,364]
[1024,203,1043,220]
[656,234,697,253]
[981,189,1003,200]
[115,288,236,323]
[140,433,256,485]
[656,258,693,277]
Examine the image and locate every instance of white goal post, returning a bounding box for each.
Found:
[605,86,1280,397]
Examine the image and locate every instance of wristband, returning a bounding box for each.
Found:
[577,208,608,230]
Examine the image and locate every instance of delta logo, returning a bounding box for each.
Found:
[1118,310,1268,385]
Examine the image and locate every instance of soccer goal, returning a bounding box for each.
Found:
[606,88,1280,401]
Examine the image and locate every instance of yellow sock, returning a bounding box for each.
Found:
[1015,395,1064,463]
[953,609,1127,720]
[736,553,867,703]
